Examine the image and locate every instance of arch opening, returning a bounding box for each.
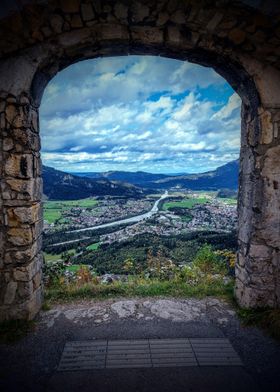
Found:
[40,55,240,292]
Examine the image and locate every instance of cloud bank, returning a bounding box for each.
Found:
[40,56,241,174]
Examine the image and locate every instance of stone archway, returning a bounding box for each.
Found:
[0,0,279,320]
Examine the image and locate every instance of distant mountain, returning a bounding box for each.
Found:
[73,170,168,186]
[73,160,239,190]
[153,160,239,190]
[42,166,145,200]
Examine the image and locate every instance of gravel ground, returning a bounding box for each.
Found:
[0,297,279,392]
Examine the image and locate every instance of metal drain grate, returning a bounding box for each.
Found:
[58,338,242,371]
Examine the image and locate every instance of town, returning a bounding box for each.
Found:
[43,191,237,261]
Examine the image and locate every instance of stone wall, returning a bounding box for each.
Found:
[0,0,279,320]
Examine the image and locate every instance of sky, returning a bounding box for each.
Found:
[40,56,241,174]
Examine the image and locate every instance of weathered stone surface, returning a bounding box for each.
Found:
[50,14,64,34]
[6,203,41,226]
[70,15,83,29]
[4,282,18,305]
[228,28,246,45]
[81,3,95,22]
[249,244,271,259]
[131,26,163,44]
[4,154,33,178]
[5,178,42,200]
[114,3,128,21]
[7,227,33,246]
[60,0,80,14]
[260,110,274,144]
[14,257,41,281]
[131,1,149,23]
[111,300,136,318]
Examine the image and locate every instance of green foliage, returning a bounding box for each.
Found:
[122,257,136,274]
[43,259,65,282]
[193,244,227,274]
[163,197,208,211]
[0,319,35,343]
[237,308,280,341]
[45,277,234,303]
[86,242,100,251]
[146,248,177,280]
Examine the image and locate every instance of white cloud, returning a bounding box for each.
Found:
[40,56,241,174]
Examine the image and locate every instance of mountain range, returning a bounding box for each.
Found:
[42,166,145,200]
[42,160,239,200]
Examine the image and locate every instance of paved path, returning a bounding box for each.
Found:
[0,297,280,392]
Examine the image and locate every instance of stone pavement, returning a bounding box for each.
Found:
[0,297,280,392]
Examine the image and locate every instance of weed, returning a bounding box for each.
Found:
[0,319,36,344]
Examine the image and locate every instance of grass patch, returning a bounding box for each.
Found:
[43,198,98,223]
[66,264,88,272]
[44,252,62,262]
[86,242,100,251]
[0,319,36,344]
[163,197,208,211]
[45,278,234,303]
[43,208,61,223]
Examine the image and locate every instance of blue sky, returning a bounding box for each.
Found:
[40,56,241,174]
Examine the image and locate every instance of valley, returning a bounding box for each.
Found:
[42,160,238,279]
[43,190,237,271]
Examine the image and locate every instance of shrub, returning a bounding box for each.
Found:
[193,244,227,274]
[43,260,65,285]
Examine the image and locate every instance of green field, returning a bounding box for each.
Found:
[65,264,89,272]
[86,242,100,251]
[217,198,237,205]
[43,198,98,223]
[44,249,76,262]
[163,197,208,210]
[44,252,62,262]
[43,209,62,223]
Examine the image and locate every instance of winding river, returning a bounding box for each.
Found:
[68,191,169,233]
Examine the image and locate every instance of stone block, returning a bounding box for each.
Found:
[260,110,273,144]
[4,281,18,305]
[3,138,14,151]
[4,238,42,265]
[6,203,42,226]
[262,145,280,176]
[206,12,224,32]
[17,280,33,300]
[5,178,42,201]
[114,3,128,21]
[255,66,280,107]
[81,3,95,21]
[50,14,64,34]
[7,227,33,246]
[60,0,80,13]
[97,24,129,41]
[235,278,276,308]
[32,270,42,290]
[131,26,163,44]
[70,15,83,28]
[170,10,186,24]
[131,1,150,23]
[4,154,34,179]
[228,28,246,45]
[156,12,169,26]
[249,244,271,259]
